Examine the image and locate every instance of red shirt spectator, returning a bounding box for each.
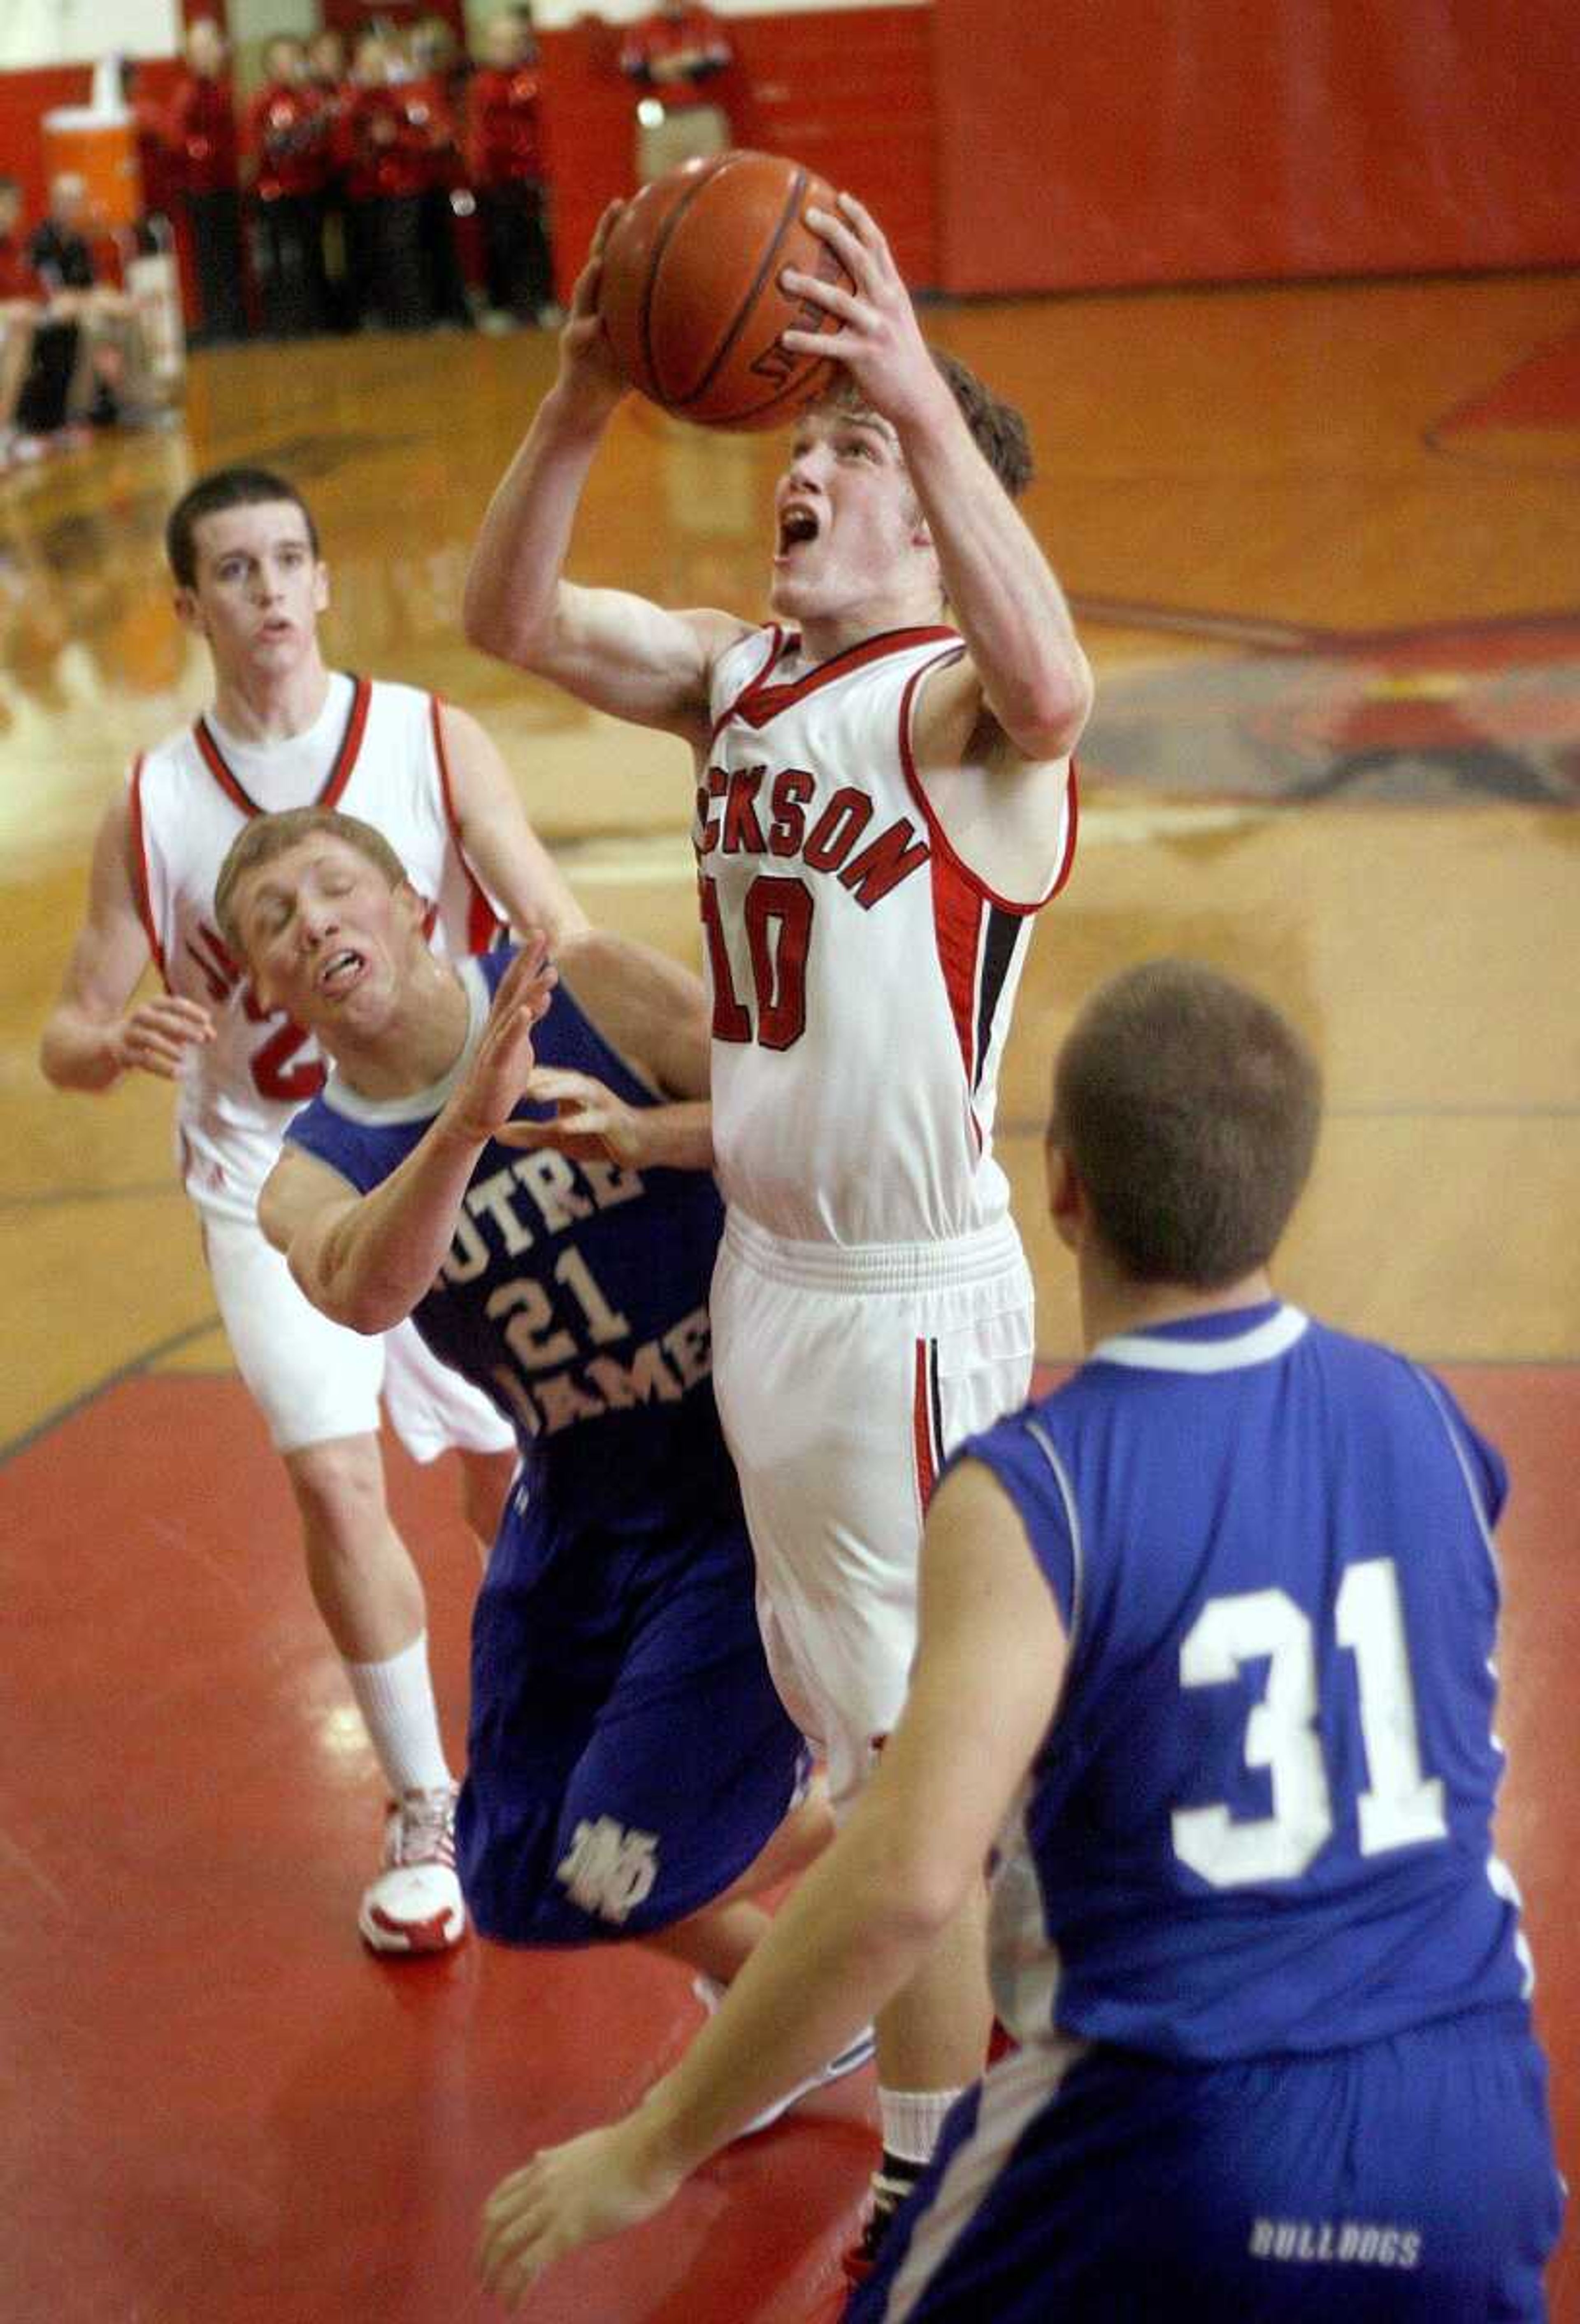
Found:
[465,60,544,188]
[619,3,733,112]
[167,66,239,197]
[338,81,455,203]
[245,82,331,202]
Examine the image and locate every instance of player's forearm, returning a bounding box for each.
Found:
[902,399,1092,761]
[624,1100,713,1172]
[289,1121,488,1333]
[38,1006,125,1092]
[463,381,617,670]
[636,1809,954,2175]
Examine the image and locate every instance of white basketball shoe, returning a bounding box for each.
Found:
[358,1784,467,1955]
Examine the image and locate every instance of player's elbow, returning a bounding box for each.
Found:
[461,571,552,673]
[865,1823,979,1950]
[1007,647,1093,762]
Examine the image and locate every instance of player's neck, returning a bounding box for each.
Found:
[325,953,472,1103]
[1079,1263,1277,1354]
[791,581,949,668]
[209,651,332,744]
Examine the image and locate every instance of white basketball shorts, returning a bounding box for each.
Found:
[201,1209,516,1461]
[710,1208,1034,1814]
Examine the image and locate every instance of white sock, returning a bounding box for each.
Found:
[342,1633,452,1796]
[879,2084,963,2167]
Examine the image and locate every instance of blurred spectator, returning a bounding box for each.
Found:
[0,176,49,466]
[243,33,332,337]
[119,59,177,236]
[167,16,249,343]
[307,27,347,90]
[305,26,358,331]
[408,14,475,330]
[338,32,460,331]
[619,0,734,181]
[27,172,164,431]
[466,12,555,328]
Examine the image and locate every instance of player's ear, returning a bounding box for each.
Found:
[172,584,203,635]
[312,560,330,614]
[1046,1141,1082,1251]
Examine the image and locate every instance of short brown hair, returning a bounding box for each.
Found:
[819,346,1033,500]
[215,806,410,957]
[1052,959,1322,1289]
[166,466,320,589]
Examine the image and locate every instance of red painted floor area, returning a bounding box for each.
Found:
[5,1364,1577,2322]
[3,1375,873,2324]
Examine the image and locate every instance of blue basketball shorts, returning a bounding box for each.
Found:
[847,2008,1563,2323]
[457,1481,809,1945]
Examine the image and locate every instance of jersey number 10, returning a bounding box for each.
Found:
[1172,1559,1449,1890]
[699,874,813,1051]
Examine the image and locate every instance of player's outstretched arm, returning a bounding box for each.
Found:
[260,940,557,1332]
[463,214,745,741]
[39,789,214,1092]
[435,700,590,942]
[477,1459,1069,2309]
[496,928,716,1170]
[782,194,1092,767]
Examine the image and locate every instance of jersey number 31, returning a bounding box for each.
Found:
[1172,1560,1448,1889]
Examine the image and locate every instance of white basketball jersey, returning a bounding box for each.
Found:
[699,625,1076,1244]
[132,672,503,1222]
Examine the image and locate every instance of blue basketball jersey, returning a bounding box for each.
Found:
[959,1302,1534,2061]
[285,951,734,1520]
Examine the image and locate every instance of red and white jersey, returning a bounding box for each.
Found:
[131,671,504,1222]
[698,625,1076,1245]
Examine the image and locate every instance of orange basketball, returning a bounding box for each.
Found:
[597,150,852,432]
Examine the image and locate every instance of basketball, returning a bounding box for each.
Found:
[597,149,852,432]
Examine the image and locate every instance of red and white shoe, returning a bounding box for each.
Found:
[358,1784,467,1955]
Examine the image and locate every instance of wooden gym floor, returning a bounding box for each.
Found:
[2,270,1577,2321]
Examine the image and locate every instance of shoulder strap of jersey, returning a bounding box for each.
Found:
[430,691,507,951]
[125,753,166,981]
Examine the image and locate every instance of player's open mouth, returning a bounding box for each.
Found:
[318,948,365,996]
[777,505,819,555]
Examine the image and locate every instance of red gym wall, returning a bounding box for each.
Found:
[2,2,1578,297]
[931,0,1580,293]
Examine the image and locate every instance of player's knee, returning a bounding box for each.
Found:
[283,1433,388,1543]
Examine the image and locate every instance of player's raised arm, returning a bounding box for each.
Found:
[463,212,746,742]
[782,194,1092,768]
[498,928,716,1172]
[260,940,557,1333]
[39,787,214,1092]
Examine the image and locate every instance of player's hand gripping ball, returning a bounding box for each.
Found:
[597,149,853,430]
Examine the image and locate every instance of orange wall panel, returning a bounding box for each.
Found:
[934,0,1580,293]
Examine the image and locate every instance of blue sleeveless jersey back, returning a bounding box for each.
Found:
[285,951,733,1522]
[962,1303,1534,2061]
